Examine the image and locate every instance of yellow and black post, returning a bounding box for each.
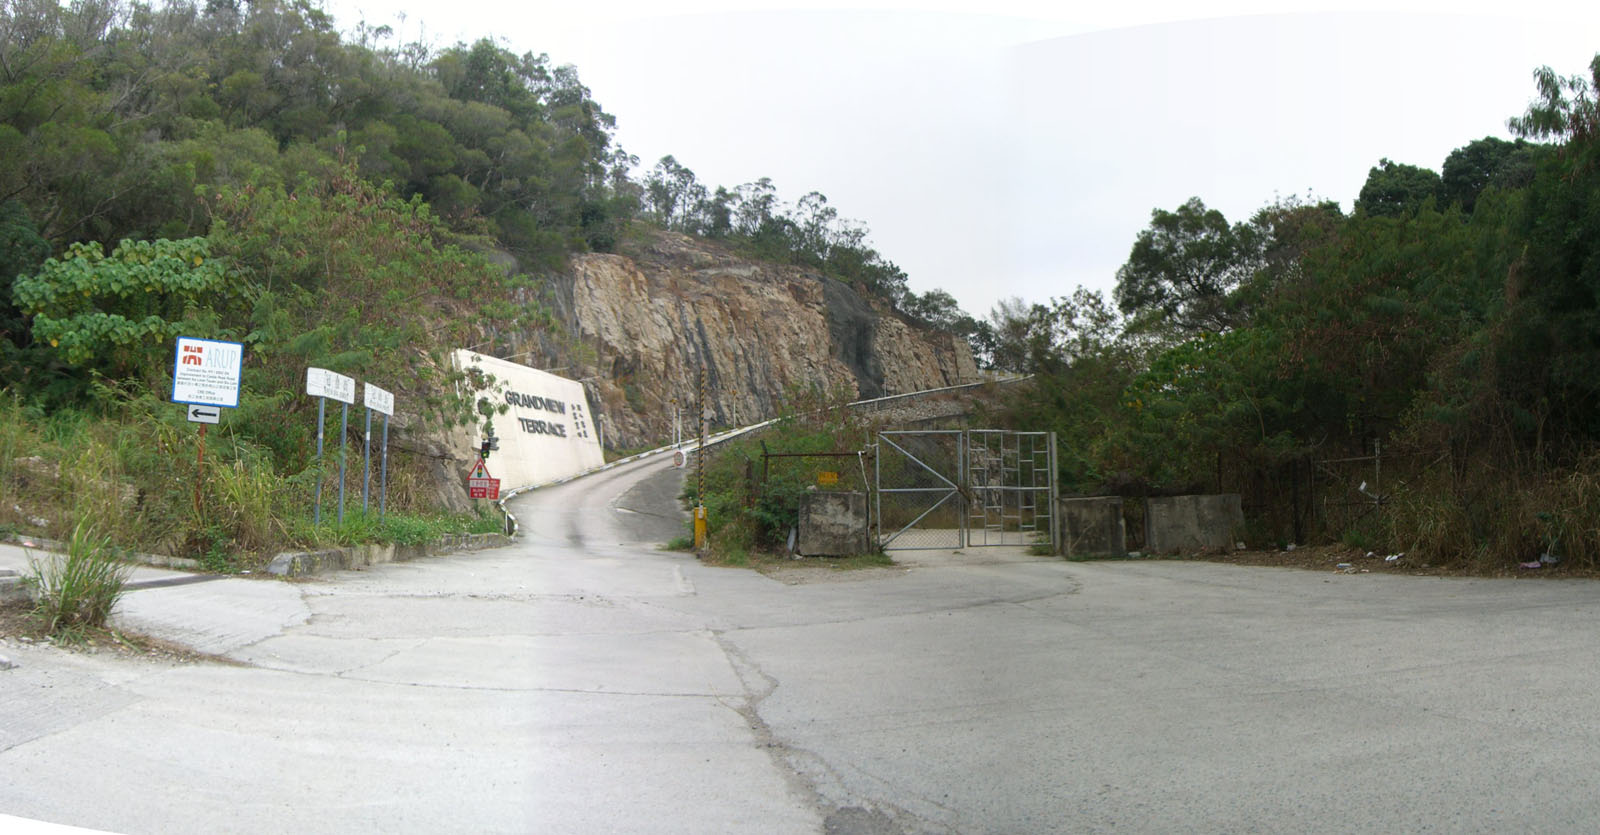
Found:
[694,363,708,549]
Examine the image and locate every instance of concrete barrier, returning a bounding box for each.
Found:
[266,532,512,577]
[797,491,869,556]
[1143,494,1243,555]
[1060,497,1126,557]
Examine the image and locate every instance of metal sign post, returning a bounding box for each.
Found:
[313,396,326,524]
[363,404,372,513]
[380,415,390,519]
[363,384,395,517]
[306,368,357,525]
[337,401,349,522]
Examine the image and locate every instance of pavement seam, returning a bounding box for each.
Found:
[710,630,940,834]
[331,638,429,678]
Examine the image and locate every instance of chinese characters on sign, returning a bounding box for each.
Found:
[305,367,356,404]
[467,457,499,499]
[569,402,591,440]
[363,383,394,416]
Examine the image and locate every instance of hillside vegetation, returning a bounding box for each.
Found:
[983,55,1600,571]
[7,0,1600,574]
[0,0,972,562]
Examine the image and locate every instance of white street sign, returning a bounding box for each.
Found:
[306,367,356,404]
[364,383,395,416]
[186,404,222,424]
[186,404,221,424]
[172,337,243,408]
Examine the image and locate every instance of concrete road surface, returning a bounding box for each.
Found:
[7,453,1600,833]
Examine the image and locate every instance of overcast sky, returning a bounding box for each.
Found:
[320,0,1600,320]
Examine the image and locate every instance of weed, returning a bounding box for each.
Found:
[285,509,501,549]
[662,534,695,551]
[1340,527,1373,551]
[827,551,895,570]
[28,519,133,633]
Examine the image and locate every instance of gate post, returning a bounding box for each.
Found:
[874,435,881,549]
[1049,431,1060,556]
[958,430,968,548]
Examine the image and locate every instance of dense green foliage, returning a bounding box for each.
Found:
[689,386,875,560]
[0,0,957,562]
[987,55,1600,570]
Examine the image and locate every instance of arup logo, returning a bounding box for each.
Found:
[182,345,204,366]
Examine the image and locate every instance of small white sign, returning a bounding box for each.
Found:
[186,404,221,424]
[364,383,395,416]
[172,337,243,408]
[305,367,356,404]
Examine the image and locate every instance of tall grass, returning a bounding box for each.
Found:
[28,520,133,633]
[1380,453,1600,571]
[1,391,501,567]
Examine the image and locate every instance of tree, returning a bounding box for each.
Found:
[1507,55,1600,147]
[901,289,964,330]
[0,199,51,360]
[734,178,778,235]
[644,155,702,230]
[1355,158,1442,218]
[794,191,836,264]
[1440,137,1541,213]
[11,237,232,379]
[1114,197,1261,335]
[984,297,1052,373]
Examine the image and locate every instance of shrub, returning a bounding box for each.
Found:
[29,520,133,634]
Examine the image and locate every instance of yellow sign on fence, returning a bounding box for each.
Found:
[817,471,839,486]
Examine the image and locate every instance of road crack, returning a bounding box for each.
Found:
[711,631,938,834]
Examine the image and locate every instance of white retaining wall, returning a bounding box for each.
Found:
[454,350,605,490]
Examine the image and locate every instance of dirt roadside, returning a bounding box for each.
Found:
[0,601,224,664]
[1192,543,1590,578]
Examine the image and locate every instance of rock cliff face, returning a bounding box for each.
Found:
[545,230,978,448]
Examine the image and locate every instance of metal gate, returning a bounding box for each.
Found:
[875,430,1058,551]
[876,430,965,549]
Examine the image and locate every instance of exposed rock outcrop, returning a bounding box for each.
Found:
[543,230,978,448]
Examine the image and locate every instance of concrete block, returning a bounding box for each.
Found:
[1144,494,1244,555]
[266,549,346,577]
[798,492,869,557]
[1060,497,1125,557]
[0,572,31,606]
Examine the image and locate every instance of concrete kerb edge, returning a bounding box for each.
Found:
[264,532,512,578]
[1,532,202,571]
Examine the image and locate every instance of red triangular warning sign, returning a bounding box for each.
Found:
[471,457,492,479]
